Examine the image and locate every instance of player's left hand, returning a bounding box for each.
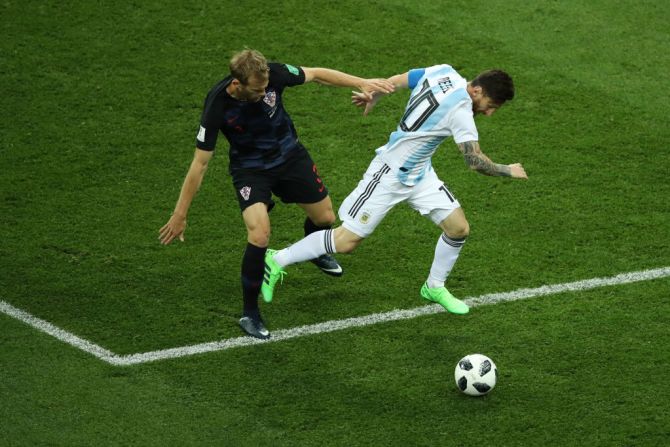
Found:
[351,90,383,116]
[508,163,528,179]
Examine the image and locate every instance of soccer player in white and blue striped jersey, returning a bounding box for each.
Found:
[262,65,527,313]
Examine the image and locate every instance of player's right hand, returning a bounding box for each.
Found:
[159,215,186,245]
[360,78,395,95]
[509,163,528,179]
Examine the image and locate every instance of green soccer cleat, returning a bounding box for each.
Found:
[420,282,469,315]
[261,249,287,303]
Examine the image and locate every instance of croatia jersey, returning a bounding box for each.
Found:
[196,62,306,172]
[375,65,478,186]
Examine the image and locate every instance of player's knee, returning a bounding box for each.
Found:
[446,221,470,239]
[247,226,271,247]
[311,210,336,227]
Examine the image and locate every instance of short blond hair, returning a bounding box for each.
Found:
[229,49,269,84]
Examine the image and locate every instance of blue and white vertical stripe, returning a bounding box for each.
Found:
[376,64,473,186]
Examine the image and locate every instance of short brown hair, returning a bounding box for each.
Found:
[471,69,515,105]
[229,49,269,85]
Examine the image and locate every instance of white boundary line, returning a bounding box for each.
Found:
[0,300,119,363]
[2,267,669,366]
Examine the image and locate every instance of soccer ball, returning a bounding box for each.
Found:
[454,354,498,396]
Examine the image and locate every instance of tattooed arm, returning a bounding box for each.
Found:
[457,140,527,179]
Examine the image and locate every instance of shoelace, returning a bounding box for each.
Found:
[276,269,287,285]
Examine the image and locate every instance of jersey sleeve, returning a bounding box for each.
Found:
[408,68,426,89]
[447,101,479,144]
[269,62,306,88]
[195,95,225,151]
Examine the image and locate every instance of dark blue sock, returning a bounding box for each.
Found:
[304,217,331,236]
[241,242,266,318]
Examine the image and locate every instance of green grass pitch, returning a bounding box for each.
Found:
[1,0,669,445]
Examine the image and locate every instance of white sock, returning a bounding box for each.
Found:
[274,229,336,267]
[426,233,466,288]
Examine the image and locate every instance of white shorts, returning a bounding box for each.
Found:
[338,156,461,238]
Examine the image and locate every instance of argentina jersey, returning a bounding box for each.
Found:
[376,65,478,186]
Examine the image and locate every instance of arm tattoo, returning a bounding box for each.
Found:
[458,141,511,177]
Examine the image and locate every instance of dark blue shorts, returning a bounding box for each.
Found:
[231,148,329,212]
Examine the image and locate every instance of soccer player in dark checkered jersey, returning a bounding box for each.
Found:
[159,49,394,339]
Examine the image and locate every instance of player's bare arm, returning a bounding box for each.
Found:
[352,72,409,116]
[159,148,213,245]
[302,67,394,94]
[457,140,527,179]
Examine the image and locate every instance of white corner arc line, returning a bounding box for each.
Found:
[2,267,669,366]
[0,300,120,364]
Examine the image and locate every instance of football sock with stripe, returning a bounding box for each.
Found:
[273,229,336,268]
[241,242,267,318]
[427,233,466,288]
[304,217,331,236]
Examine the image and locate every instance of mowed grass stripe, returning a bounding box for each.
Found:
[4,267,667,366]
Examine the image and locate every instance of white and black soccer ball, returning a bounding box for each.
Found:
[454,354,498,396]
